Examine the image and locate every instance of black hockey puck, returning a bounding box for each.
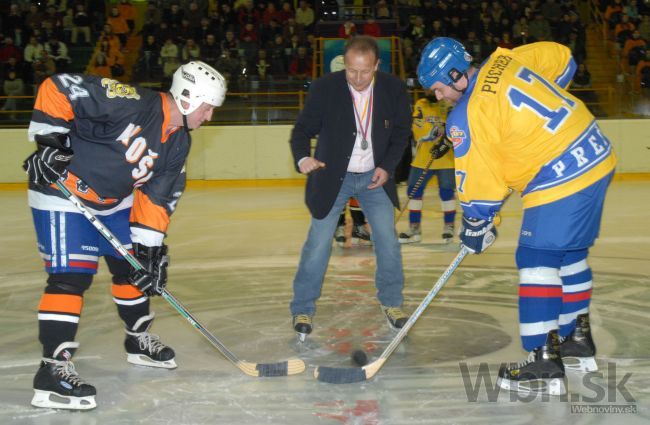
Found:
[351,349,368,366]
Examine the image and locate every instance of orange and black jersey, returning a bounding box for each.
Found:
[27,74,190,243]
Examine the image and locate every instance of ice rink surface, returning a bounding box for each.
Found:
[0,180,648,425]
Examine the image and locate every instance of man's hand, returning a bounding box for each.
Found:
[299,157,326,175]
[367,167,389,189]
[459,216,497,254]
[128,244,170,297]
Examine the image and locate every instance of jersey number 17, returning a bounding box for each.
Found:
[506,67,576,134]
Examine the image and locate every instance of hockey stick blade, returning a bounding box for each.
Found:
[52,181,305,378]
[238,359,306,377]
[315,359,386,384]
[314,248,468,384]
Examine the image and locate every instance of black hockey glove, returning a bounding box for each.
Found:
[460,216,497,254]
[22,133,73,185]
[429,137,453,159]
[129,244,170,297]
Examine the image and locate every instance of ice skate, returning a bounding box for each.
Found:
[381,306,409,330]
[293,314,312,342]
[351,225,372,246]
[398,224,422,244]
[31,342,97,410]
[333,225,346,247]
[125,313,177,369]
[560,313,598,372]
[497,330,566,396]
[442,223,454,243]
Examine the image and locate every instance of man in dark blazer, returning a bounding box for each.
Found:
[289,36,412,341]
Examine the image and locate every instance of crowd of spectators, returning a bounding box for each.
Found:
[2,0,650,120]
[0,1,109,118]
[134,0,324,90]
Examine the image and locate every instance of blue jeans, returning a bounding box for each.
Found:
[290,171,404,315]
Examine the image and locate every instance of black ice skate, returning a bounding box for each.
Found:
[381,306,409,330]
[334,225,346,247]
[398,224,422,244]
[560,313,598,373]
[292,314,312,342]
[497,330,567,396]
[351,225,372,246]
[31,342,97,410]
[442,223,454,243]
[125,313,177,369]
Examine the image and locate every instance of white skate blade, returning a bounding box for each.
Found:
[497,376,567,396]
[563,356,598,373]
[297,332,308,343]
[31,389,96,410]
[127,353,177,369]
[398,235,421,244]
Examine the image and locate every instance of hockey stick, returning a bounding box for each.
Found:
[394,152,436,224]
[314,246,468,383]
[51,180,305,377]
[394,123,445,224]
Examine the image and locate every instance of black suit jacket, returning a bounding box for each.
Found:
[290,71,412,219]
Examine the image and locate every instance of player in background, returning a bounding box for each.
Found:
[398,93,456,244]
[334,198,373,246]
[23,61,226,410]
[417,38,616,396]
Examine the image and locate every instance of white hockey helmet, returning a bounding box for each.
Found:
[170,61,227,115]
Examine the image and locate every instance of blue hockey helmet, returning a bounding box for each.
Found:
[417,37,473,89]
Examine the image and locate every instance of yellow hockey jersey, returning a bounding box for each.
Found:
[411,97,454,170]
[447,42,617,220]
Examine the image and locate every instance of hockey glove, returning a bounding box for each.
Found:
[430,137,453,159]
[23,133,73,185]
[129,244,170,297]
[460,216,497,254]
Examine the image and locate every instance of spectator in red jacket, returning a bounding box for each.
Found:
[338,20,357,38]
[289,46,312,81]
[238,0,261,26]
[363,18,382,37]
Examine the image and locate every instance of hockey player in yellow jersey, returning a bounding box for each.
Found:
[398,93,457,244]
[418,38,616,396]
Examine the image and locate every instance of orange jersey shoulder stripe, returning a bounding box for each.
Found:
[34,78,74,121]
[160,93,181,143]
[130,189,170,233]
[39,293,83,315]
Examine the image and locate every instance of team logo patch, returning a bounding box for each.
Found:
[182,70,196,84]
[449,126,466,148]
[101,78,141,100]
[76,180,89,194]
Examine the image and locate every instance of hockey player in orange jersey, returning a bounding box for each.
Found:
[23,61,227,410]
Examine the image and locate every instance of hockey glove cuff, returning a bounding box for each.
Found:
[23,144,74,185]
[460,216,497,254]
[129,244,169,297]
[23,133,73,185]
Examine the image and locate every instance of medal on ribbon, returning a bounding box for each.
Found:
[351,88,373,150]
